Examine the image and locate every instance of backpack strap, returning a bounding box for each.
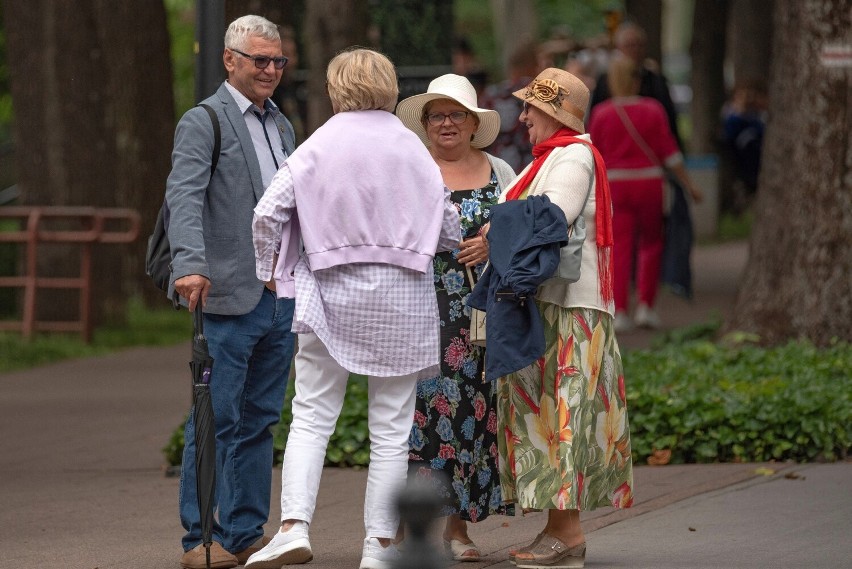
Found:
[197,103,220,175]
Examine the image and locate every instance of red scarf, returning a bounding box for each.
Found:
[504,127,614,305]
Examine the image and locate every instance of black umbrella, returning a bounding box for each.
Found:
[189,303,216,569]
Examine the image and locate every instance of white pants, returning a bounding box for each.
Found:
[279,332,418,539]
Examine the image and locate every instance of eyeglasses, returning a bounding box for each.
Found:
[425,111,471,126]
[230,48,288,70]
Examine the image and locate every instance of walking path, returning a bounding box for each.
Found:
[2,242,849,568]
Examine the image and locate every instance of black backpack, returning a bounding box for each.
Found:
[145,104,220,303]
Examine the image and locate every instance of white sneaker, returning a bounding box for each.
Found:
[359,537,400,569]
[245,521,312,569]
[614,311,634,333]
[634,304,662,329]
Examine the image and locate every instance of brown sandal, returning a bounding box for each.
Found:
[514,534,585,569]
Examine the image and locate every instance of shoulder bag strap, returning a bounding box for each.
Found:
[613,103,661,168]
[197,103,221,175]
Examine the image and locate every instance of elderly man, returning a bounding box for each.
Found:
[165,15,296,569]
[590,22,682,149]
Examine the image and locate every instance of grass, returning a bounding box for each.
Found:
[0,297,190,373]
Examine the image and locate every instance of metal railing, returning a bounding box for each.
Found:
[0,206,140,342]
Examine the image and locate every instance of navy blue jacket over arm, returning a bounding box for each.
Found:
[468,195,569,381]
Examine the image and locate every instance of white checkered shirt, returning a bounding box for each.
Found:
[255,164,460,378]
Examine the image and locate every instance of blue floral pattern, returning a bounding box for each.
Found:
[408,173,512,522]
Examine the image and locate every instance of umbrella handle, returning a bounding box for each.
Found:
[194,302,204,337]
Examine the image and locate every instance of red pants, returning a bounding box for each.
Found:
[611,178,664,312]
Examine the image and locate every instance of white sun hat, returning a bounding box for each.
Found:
[395,73,500,149]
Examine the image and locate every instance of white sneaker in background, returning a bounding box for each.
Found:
[614,312,634,333]
[634,304,662,329]
[245,521,312,569]
[359,537,400,569]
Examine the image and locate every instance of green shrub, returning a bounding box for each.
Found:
[624,333,851,464]
[162,330,852,468]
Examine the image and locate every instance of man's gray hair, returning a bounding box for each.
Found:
[225,15,280,51]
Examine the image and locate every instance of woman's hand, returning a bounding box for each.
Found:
[687,183,704,203]
[457,233,489,267]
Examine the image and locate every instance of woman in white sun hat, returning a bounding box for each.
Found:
[396,74,516,562]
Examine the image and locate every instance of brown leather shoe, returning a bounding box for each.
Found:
[180,542,238,569]
[235,535,272,565]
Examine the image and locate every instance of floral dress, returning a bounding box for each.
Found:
[408,172,511,522]
[497,303,634,511]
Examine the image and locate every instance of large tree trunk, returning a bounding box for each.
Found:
[728,0,774,87]
[624,0,662,65]
[4,1,117,326]
[689,0,729,154]
[4,0,175,325]
[490,0,537,78]
[225,0,298,28]
[93,1,175,309]
[719,0,774,214]
[303,0,369,133]
[725,0,851,345]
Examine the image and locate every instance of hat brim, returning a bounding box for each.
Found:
[512,87,586,134]
[396,92,501,149]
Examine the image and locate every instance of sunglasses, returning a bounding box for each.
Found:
[230,48,288,70]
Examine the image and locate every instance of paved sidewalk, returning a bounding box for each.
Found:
[2,242,849,568]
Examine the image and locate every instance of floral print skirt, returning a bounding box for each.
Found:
[497,303,634,511]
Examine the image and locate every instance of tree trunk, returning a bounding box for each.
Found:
[689,0,729,155]
[728,0,774,87]
[225,0,298,28]
[4,0,175,325]
[719,0,774,214]
[92,0,175,310]
[303,0,369,133]
[725,0,851,345]
[490,0,537,78]
[4,1,118,325]
[624,0,662,65]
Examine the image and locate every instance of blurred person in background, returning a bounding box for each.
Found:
[590,21,682,150]
[480,41,540,172]
[589,56,703,332]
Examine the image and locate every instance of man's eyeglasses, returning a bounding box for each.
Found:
[230,48,288,70]
[425,111,471,126]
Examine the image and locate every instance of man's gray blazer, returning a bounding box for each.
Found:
[165,82,296,315]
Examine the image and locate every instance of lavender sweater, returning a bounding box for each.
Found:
[261,110,454,295]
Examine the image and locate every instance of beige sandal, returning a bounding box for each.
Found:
[509,532,545,565]
[444,538,482,562]
[514,534,585,569]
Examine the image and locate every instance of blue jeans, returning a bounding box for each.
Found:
[180,289,295,554]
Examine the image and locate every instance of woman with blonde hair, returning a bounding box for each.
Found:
[247,48,461,569]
